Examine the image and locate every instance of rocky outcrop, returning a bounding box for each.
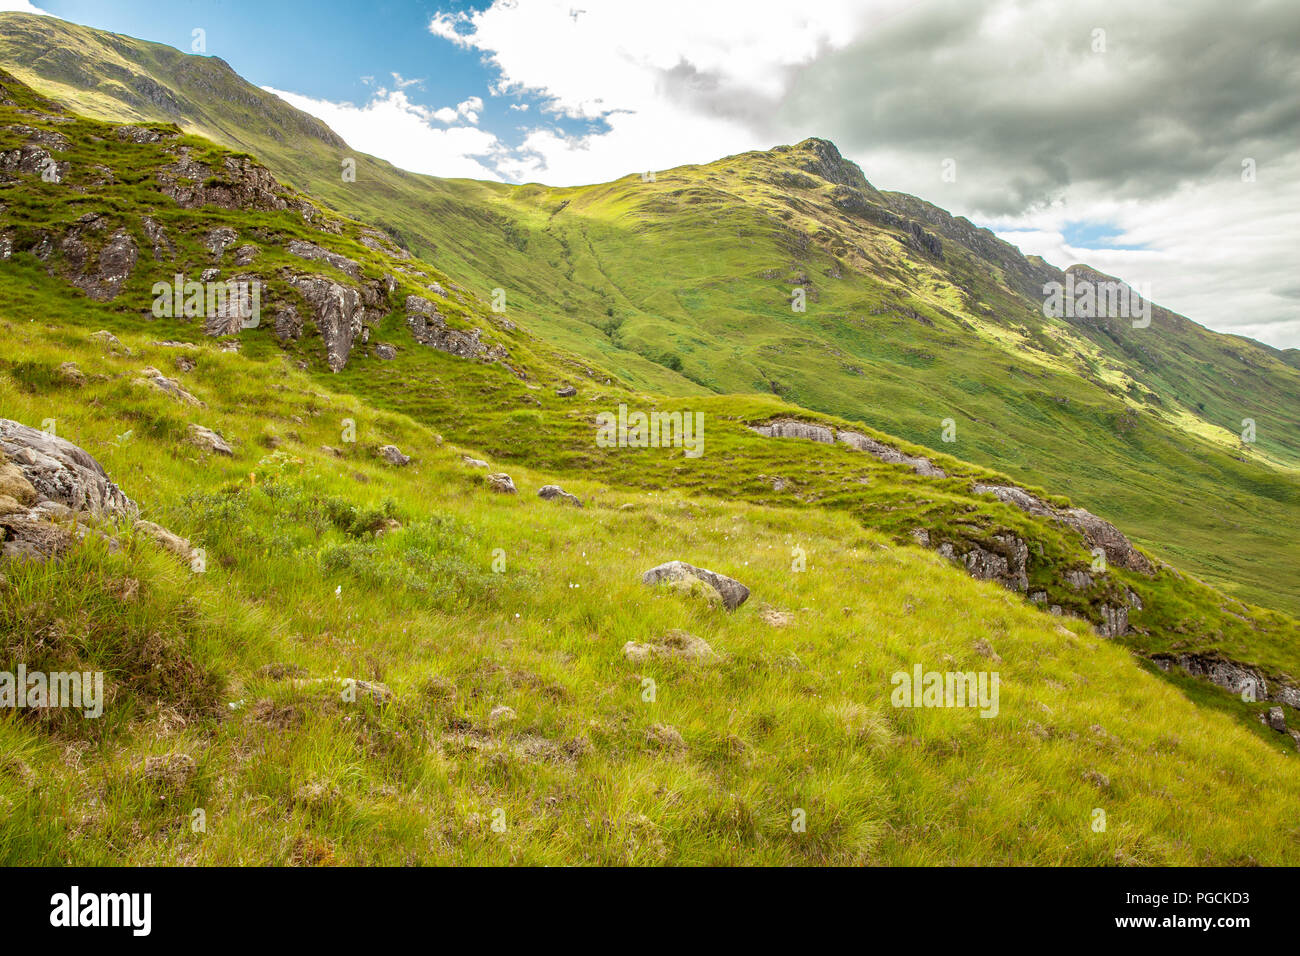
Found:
[141,216,173,260]
[750,418,947,477]
[937,533,1029,592]
[205,227,237,258]
[54,216,137,301]
[0,142,66,181]
[405,295,507,362]
[838,430,946,477]
[287,239,360,279]
[158,148,287,211]
[201,273,260,337]
[1097,604,1128,638]
[115,125,165,144]
[273,305,302,344]
[1151,653,1300,711]
[642,560,750,611]
[973,483,1154,574]
[288,275,365,372]
[750,419,834,444]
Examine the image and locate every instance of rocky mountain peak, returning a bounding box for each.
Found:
[784,137,875,192]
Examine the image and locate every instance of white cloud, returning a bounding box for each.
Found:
[261,85,501,180]
[427,0,876,185]
[0,1,47,12]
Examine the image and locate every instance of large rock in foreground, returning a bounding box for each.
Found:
[0,419,136,517]
[642,560,750,611]
[0,419,138,560]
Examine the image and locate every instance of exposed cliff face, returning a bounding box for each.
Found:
[0,74,513,377]
[972,483,1154,575]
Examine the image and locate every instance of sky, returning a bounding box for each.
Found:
[5,0,1299,349]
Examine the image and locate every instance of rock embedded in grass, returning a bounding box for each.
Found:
[136,367,204,406]
[378,444,410,466]
[555,384,577,397]
[488,472,517,494]
[622,630,717,662]
[642,560,750,610]
[538,484,582,507]
[187,424,233,456]
[134,519,195,562]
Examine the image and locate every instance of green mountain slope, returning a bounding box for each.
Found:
[2,67,1300,865]
[0,11,1295,620]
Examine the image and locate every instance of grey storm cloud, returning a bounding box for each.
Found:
[654,0,1300,218]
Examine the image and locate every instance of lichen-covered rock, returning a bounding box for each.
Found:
[487,472,517,494]
[0,420,136,517]
[642,560,750,610]
[0,419,141,562]
[187,424,233,456]
[378,445,410,467]
[538,484,582,507]
[556,384,577,397]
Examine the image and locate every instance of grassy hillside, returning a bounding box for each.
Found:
[0,44,1299,865]
[7,313,1300,865]
[1,12,1297,619]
